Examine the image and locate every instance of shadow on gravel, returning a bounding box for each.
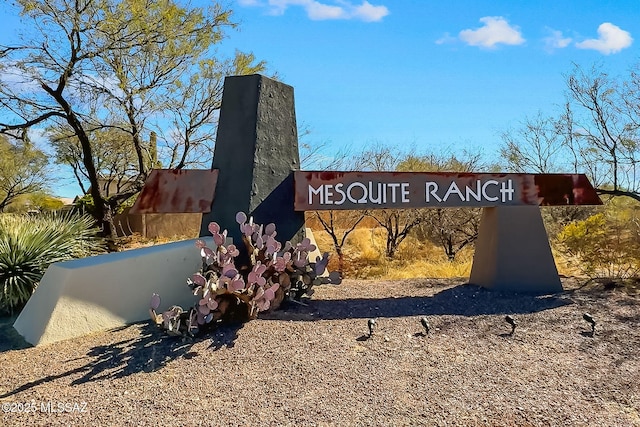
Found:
[262,283,573,321]
[0,321,244,398]
[0,314,31,353]
[0,283,574,398]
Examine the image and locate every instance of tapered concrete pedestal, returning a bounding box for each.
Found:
[469,206,562,294]
[201,74,305,248]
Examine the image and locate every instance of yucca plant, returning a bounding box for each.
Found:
[0,212,105,314]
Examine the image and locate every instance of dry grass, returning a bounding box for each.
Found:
[115,233,194,251]
[314,227,493,280]
[312,226,598,281]
[117,226,628,290]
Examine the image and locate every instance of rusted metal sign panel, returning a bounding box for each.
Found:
[294,171,602,211]
[129,169,218,214]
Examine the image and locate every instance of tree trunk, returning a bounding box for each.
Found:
[335,246,345,273]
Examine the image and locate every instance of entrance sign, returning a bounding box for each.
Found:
[14,74,607,347]
[294,171,602,210]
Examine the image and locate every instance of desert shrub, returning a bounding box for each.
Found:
[150,212,339,336]
[73,193,137,217]
[0,212,106,314]
[413,207,481,261]
[542,205,599,240]
[558,204,640,280]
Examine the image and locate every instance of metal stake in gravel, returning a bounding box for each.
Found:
[583,312,596,334]
[505,315,517,335]
[368,318,376,337]
[420,317,430,335]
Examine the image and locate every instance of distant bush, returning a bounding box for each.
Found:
[73,193,137,218]
[0,212,105,314]
[558,202,640,280]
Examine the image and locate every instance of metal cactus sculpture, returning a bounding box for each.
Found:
[150,212,340,337]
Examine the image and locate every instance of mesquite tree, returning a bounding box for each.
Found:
[0,133,49,212]
[397,151,488,261]
[313,210,366,272]
[0,0,266,242]
[500,62,640,203]
[352,143,425,258]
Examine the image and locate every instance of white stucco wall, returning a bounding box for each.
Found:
[14,238,212,346]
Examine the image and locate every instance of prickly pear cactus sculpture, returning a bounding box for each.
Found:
[150,212,340,337]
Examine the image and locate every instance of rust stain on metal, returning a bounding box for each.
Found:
[130,169,218,214]
[294,171,602,211]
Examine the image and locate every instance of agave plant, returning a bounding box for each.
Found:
[0,212,105,314]
[151,212,341,336]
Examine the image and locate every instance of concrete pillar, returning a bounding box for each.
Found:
[201,74,305,250]
[469,206,562,294]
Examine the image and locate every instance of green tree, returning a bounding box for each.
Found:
[398,150,487,261]
[5,192,65,213]
[28,192,65,212]
[500,63,640,203]
[352,143,423,258]
[49,126,140,196]
[0,133,50,212]
[0,0,266,242]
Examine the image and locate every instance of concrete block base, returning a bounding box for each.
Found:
[469,206,562,294]
[13,238,211,346]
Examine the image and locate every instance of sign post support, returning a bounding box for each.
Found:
[469,206,562,294]
[200,74,305,249]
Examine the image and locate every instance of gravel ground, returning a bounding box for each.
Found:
[0,277,639,427]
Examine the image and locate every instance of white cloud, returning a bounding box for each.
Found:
[0,65,41,94]
[241,0,389,22]
[267,0,307,16]
[435,32,457,45]
[458,16,525,48]
[306,1,345,20]
[575,22,632,55]
[543,28,572,52]
[350,1,389,22]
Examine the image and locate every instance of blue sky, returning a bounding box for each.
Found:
[222,0,638,160]
[1,0,639,197]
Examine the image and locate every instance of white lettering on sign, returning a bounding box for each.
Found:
[309,185,323,205]
[308,182,412,205]
[499,179,514,202]
[307,179,514,206]
[334,183,346,204]
[482,180,499,202]
[425,180,514,203]
[402,183,410,202]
